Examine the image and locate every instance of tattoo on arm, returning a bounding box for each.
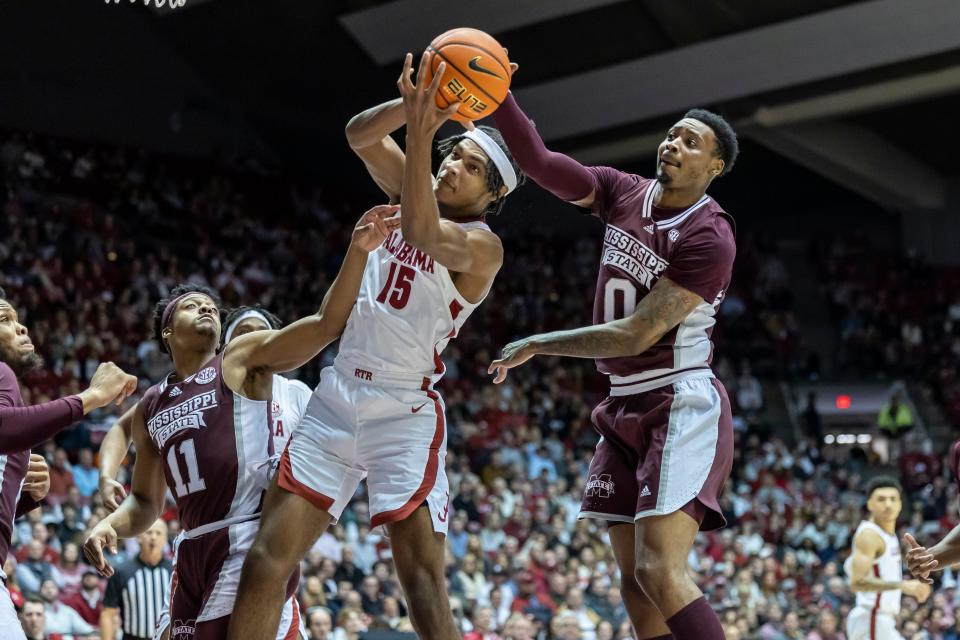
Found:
[532,277,703,359]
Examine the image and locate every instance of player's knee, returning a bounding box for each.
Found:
[634,557,684,601]
[244,540,293,582]
[619,573,649,603]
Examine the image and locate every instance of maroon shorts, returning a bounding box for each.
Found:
[169,520,299,637]
[579,375,733,531]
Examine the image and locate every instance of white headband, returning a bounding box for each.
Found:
[462,129,518,195]
[224,309,272,344]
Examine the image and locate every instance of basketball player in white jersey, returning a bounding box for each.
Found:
[845,477,931,640]
[227,53,524,640]
[96,304,312,640]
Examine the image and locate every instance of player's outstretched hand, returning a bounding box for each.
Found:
[99,476,127,512]
[352,204,401,252]
[902,579,933,603]
[488,337,538,384]
[81,362,138,412]
[903,533,938,584]
[83,520,119,578]
[24,454,50,502]
[398,51,460,140]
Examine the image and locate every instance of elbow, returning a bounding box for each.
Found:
[344,116,366,150]
[399,221,434,251]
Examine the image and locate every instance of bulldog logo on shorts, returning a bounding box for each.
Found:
[171,619,197,640]
[195,367,217,385]
[585,473,615,498]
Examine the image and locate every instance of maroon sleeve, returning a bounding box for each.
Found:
[491,93,597,202]
[586,166,640,223]
[0,366,85,454]
[16,494,40,517]
[664,216,736,303]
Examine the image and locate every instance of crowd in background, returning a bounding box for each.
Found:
[813,236,960,431]
[4,131,960,639]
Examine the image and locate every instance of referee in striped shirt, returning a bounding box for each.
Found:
[100,519,172,640]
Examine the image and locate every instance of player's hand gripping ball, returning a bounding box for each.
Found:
[423,27,512,123]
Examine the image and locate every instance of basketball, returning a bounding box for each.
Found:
[425,27,512,123]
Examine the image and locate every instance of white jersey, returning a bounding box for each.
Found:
[845,520,902,615]
[270,375,311,453]
[336,220,490,389]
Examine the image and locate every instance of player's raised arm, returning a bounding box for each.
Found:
[398,52,504,277]
[345,97,407,202]
[84,403,166,577]
[224,205,400,376]
[98,406,136,511]
[491,91,597,207]
[0,361,137,454]
[489,276,701,383]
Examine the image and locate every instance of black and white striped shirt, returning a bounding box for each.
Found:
[104,555,173,640]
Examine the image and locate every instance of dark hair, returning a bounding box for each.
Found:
[684,108,739,175]
[435,125,526,217]
[152,283,222,354]
[866,475,902,499]
[222,305,282,346]
[0,286,6,300]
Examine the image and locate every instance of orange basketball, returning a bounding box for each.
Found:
[425,28,512,123]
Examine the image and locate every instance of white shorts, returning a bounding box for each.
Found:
[0,580,26,640]
[278,365,450,535]
[847,607,903,640]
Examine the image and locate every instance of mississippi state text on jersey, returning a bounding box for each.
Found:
[140,353,276,530]
[587,167,736,394]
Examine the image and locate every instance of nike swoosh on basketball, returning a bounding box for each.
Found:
[468,56,503,79]
[411,402,429,414]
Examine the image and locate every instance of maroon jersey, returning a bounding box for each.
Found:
[141,353,273,531]
[1,363,82,578]
[587,167,736,393]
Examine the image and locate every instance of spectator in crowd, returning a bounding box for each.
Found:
[306,607,333,640]
[70,449,98,499]
[46,449,74,504]
[61,568,103,629]
[38,579,95,638]
[464,606,501,640]
[802,392,823,444]
[19,598,49,640]
[878,391,914,439]
[16,540,61,598]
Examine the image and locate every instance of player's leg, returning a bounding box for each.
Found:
[634,507,719,637]
[845,607,867,640]
[227,475,333,640]
[579,398,667,638]
[607,523,671,639]
[195,615,232,640]
[364,385,458,638]
[631,376,733,640]
[388,507,461,639]
[0,581,27,640]
[230,368,363,640]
